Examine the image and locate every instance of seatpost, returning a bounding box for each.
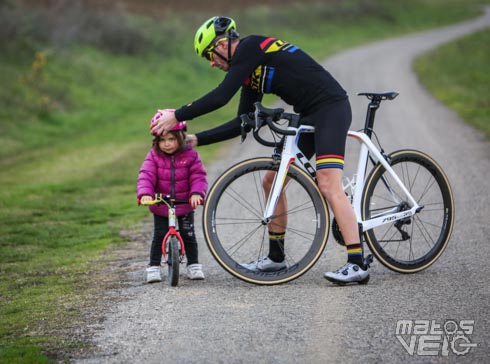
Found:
[363,97,381,139]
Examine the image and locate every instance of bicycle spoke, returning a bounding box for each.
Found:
[226,224,265,257]
[284,225,317,241]
[412,215,436,249]
[222,185,263,218]
[378,227,400,248]
[214,218,262,226]
[412,216,443,230]
[252,170,267,214]
[420,204,445,212]
[371,190,403,206]
[419,172,435,198]
[273,201,315,219]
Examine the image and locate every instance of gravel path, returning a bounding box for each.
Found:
[74,9,490,364]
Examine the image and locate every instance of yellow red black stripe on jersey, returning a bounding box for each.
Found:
[244,38,299,93]
[259,37,299,54]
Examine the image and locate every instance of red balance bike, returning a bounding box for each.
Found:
[140,194,187,286]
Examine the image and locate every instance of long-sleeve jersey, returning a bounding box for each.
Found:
[174,35,347,146]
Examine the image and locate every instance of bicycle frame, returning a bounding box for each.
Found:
[263,126,421,233]
[140,194,186,261]
[204,95,452,284]
[162,204,186,261]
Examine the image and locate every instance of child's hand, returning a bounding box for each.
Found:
[140,195,153,204]
[189,194,203,209]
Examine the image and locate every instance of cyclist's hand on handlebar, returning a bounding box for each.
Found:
[189,194,203,209]
[186,134,198,148]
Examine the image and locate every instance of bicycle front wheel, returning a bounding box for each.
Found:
[167,236,180,287]
[362,150,454,273]
[203,158,329,285]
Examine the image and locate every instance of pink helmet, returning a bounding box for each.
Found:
[150,109,187,135]
[171,121,187,131]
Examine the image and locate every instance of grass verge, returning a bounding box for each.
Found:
[414,29,490,139]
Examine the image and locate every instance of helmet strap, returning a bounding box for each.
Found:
[209,34,233,64]
[209,31,238,64]
[227,33,232,64]
[211,49,229,64]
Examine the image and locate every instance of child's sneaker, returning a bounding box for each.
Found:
[146,266,162,283]
[187,264,205,280]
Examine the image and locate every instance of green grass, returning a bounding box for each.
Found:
[0,0,487,362]
[414,29,490,139]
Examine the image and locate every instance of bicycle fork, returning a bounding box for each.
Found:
[262,132,302,224]
[161,209,186,262]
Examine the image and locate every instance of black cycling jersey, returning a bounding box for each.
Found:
[174,35,348,146]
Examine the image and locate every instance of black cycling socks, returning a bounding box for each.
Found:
[347,243,364,267]
[268,231,285,262]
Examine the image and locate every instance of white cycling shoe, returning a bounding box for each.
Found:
[324,262,369,285]
[241,256,288,272]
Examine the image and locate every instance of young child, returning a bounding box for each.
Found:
[137,111,207,283]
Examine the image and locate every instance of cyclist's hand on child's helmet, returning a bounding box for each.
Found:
[186,134,198,148]
[189,194,203,209]
[150,109,177,136]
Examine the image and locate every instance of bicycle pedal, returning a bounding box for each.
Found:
[364,254,374,268]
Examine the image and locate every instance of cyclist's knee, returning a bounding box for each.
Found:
[316,169,344,201]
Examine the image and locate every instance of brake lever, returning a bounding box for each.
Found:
[254,107,264,132]
[240,113,254,143]
[240,118,247,143]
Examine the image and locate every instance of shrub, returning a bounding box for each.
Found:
[0,0,150,55]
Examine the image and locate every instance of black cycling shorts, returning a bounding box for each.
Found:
[298,99,352,170]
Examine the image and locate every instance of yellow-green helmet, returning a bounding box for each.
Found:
[194,16,238,58]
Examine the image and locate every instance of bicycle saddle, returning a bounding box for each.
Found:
[358,91,399,100]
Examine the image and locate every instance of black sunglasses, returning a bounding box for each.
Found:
[203,37,227,61]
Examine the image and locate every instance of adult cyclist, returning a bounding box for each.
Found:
[151,16,369,285]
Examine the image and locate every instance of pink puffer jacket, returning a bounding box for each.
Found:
[137,146,207,217]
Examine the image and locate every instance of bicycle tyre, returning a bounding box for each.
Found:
[203,158,329,285]
[167,236,180,287]
[362,150,454,273]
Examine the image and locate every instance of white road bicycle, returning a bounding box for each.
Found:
[203,92,455,285]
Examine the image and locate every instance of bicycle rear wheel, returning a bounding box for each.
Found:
[166,236,180,287]
[362,150,454,273]
[203,158,329,285]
